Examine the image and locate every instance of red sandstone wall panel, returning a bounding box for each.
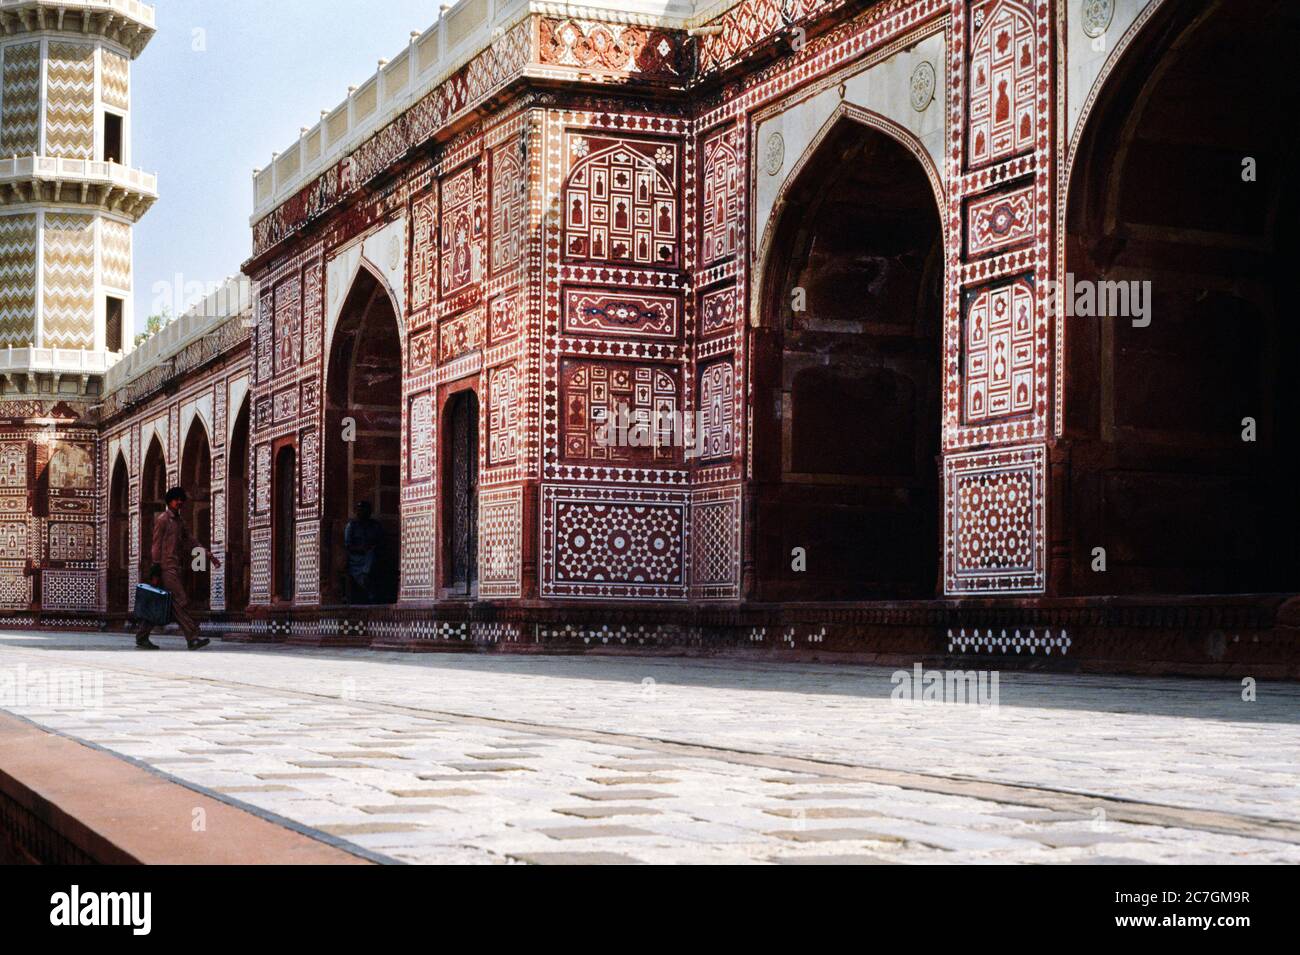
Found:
[944,444,1045,593]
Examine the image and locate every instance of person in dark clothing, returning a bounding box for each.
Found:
[344,500,383,604]
[137,486,220,650]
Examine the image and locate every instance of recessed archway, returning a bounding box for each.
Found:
[107,453,129,612]
[1063,0,1300,595]
[272,443,296,603]
[442,389,479,597]
[180,419,212,608]
[322,265,403,604]
[139,436,166,582]
[226,394,250,611]
[751,115,944,601]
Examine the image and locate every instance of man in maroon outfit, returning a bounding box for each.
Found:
[136,486,220,651]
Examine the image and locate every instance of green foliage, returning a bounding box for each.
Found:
[133,307,172,348]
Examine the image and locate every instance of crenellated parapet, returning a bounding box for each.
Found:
[247,0,861,265]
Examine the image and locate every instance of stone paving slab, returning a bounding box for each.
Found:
[0,631,1297,864]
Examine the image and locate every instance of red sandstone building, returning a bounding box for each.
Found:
[4,0,1297,674]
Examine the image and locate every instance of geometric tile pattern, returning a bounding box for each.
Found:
[256,287,273,383]
[0,213,36,345]
[294,520,319,606]
[479,486,522,598]
[439,164,479,299]
[410,190,436,313]
[563,134,678,266]
[45,42,95,160]
[101,49,130,110]
[542,485,687,599]
[101,219,132,291]
[968,0,1037,169]
[697,360,736,462]
[438,307,483,361]
[490,138,525,275]
[560,360,679,464]
[42,213,96,349]
[0,571,32,609]
[249,526,271,604]
[41,569,96,610]
[399,504,434,601]
[701,124,741,265]
[562,288,677,340]
[254,444,271,513]
[302,262,323,363]
[408,392,434,482]
[487,363,519,467]
[0,443,26,487]
[488,290,520,343]
[691,485,741,598]
[1,42,40,156]
[700,285,737,337]
[273,275,300,374]
[944,445,1045,594]
[538,19,685,79]
[299,428,319,506]
[963,277,1035,423]
[966,182,1034,257]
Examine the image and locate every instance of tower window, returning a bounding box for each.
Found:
[105,296,123,352]
[104,113,123,164]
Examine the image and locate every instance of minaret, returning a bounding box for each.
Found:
[0,0,155,402]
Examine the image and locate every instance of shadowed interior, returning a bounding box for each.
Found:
[322,269,403,604]
[752,118,944,601]
[180,420,211,608]
[1064,0,1300,595]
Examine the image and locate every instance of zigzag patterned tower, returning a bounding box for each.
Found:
[0,0,155,402]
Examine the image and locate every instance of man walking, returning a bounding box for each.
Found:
[136,486,220,650]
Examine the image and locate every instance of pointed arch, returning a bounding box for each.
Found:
[226,389,251,611]
[321,263,404,604]
[139,434,167,579]
[442,387,479,596]
[749,108,945,601]
[180,413,213,608]
[751,104,946,328]
[324,254,406,378]
[107,450,130,612]
[1061,0,1300,594]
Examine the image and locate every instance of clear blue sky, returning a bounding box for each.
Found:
[133,0,441,332]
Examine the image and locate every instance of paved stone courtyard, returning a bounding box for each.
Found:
[0,630,1296,864]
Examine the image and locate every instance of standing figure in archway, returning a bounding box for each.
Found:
[136,486,221,651]
[343,500,382,604]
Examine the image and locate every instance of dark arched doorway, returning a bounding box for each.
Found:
[226,394,250,611]
[1063,0,1300,595]
[139,436,166,583]
[272,443,295,603]
[108,453,129,612]
[323,267,402,604]
[180,420,212,608]
[751,116,944,601]
[442,389,479,596]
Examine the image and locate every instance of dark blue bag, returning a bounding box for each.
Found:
[133,583,172,626]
